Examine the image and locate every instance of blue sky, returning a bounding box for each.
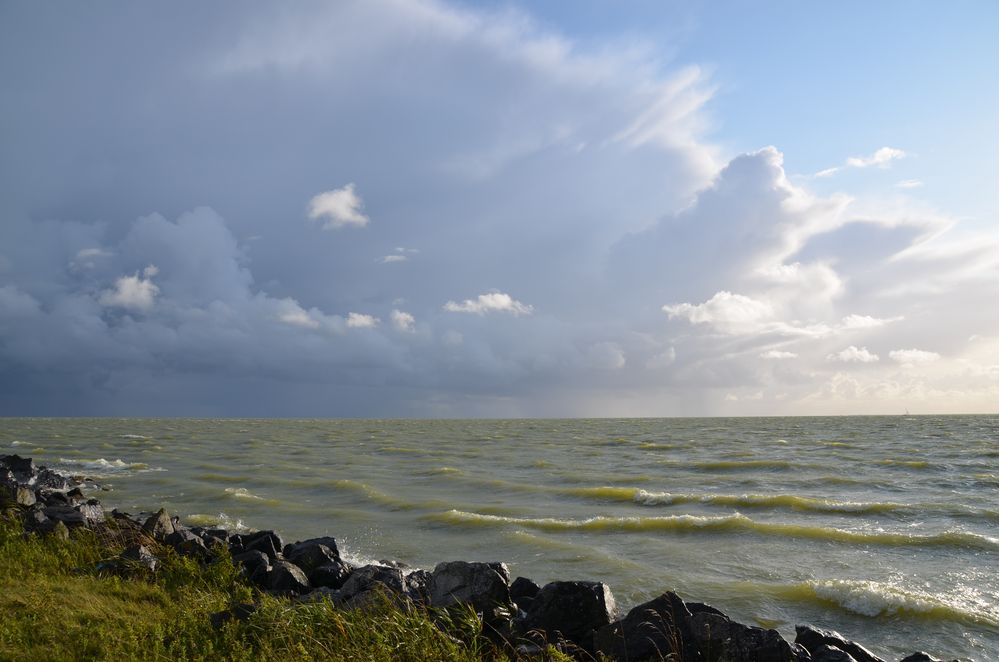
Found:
[1,1,997,416]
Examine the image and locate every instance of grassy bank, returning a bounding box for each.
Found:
[0,515,566,662]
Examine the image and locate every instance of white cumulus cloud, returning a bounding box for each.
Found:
[346,312,379,328]
[308,183,369,229]
[827,346,880,363]
[390,309,415,332]
[443,292,533,316]
[98,266,160,311]
[663,291,774,332]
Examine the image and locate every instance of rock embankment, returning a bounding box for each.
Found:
[1,455,956,662]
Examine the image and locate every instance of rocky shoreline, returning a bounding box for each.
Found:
[1,454,957,662]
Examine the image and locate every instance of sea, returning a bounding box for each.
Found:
[2,416,996,660]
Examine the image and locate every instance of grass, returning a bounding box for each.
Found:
[0,512,577,661]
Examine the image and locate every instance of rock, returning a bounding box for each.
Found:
[795,626,885,662]
[121,544,158,572]
[15,486,36,507]
[77,501,105,525]
[43,505,87,527]
[34,468,70,491]
[898,654,952,662]
[165,529,209,559]
[284,536,340,559]
[248,561,272,588]
[811,645,858,662]
[142,508,176,540]
[429,561,515,623]
[341,564,405,596]
[233,549,271,573]
[511,576,540,601]
[244,530,283,561]
[405,569,432,604]
[309,559,353,590]
[268,559,311,595]
[523,581,616,654]
[594,592,689,662]
[687,609,797,662]
[1,454,35,477]
[285,542,338,573]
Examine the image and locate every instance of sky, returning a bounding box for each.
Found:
[1,0,997,417]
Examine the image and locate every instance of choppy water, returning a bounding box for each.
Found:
[3,416,997,660]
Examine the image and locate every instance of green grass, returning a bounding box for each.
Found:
[0,513,574,661]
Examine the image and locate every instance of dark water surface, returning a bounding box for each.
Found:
[3,416,997,659]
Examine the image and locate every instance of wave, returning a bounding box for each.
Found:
[223,487,282,506]
[185,512,248,532]
[767,579,999,627]
[693,460,794,471]
[55,457,159,475]
[429,510,999,550]
[119,434,150,440]
[875,459,932,469]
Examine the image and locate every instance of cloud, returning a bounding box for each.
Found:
[846,147,906,169]
[585,342,626,370]
[840,314,903,330]
[896,179,924,189]
[889,348,940,366]
[760,350,797,359]
[379,255,408,263]
[390,309,415,332]
[98,267,160,311]
[814,146,907,177]
[663,291,774,333]
[827,346,880,363]
[346,312,379,328]
[443,292,533,316]
[307,183,369,229]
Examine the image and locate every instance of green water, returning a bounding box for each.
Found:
[3,416,997,660]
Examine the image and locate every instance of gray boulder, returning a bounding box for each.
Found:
[429,561,515,623]
[268,559,311,595]
[795,626,884,662]
[687,609,797,662]
[142,508,176,540]
[523,580,616,654]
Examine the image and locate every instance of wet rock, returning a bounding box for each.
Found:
[34,468,70,491]
[795,626,885,662]
[66,487,86,504]
[429,561,515,623]
[811,645,858,662]
[244,530,283,561]
[284,541,338,573]
[248,561,272,588]
[268,559,311,595]
[309,558,353,590]
[121,544,158,572]
[142,508,176,541]
[898,654,952,662]
[523,581,616,654]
